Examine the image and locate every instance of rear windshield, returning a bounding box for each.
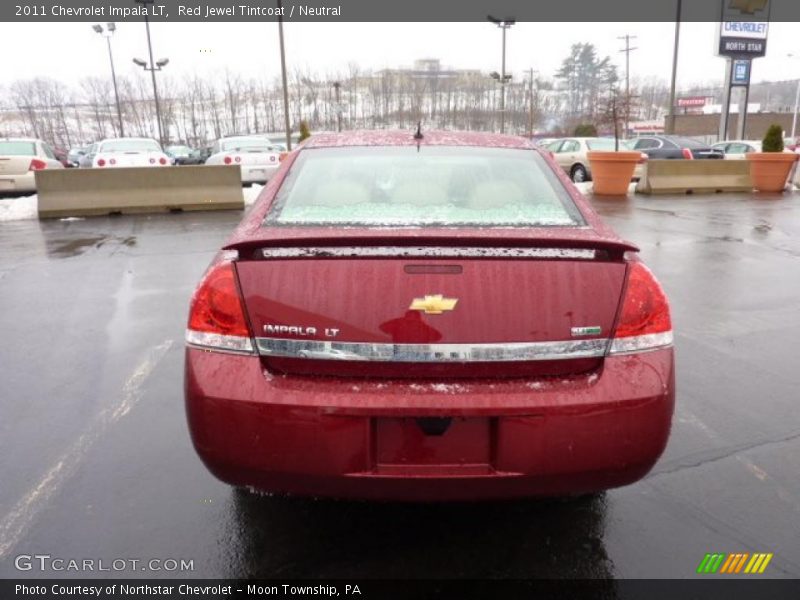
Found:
[671,137,707,149]
[0,141,36,156]
[266,146,584,228]
[222,138,276,152]
[100,139,161,153]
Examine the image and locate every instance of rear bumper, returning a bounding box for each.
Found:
[185,347,675,501]
[241,164,279,183]
[0,171,36,193]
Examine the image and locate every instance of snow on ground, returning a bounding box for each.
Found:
[0,183,263,223]
[243,183,264,206]
[0,193,38,222]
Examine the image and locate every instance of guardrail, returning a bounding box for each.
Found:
[36,165,244,219]
[636,160,752,195]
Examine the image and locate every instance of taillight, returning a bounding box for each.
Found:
[28,158,48,171]
[186,260,253,354]
[149,158,156,164]
[159,157,167,165]
[681,148,694,160]
[223,156,232,165]
[609,262,673,355]
[637,153,647,164]
[109,158,117,165]
[279,152,289,162]
[269,155,276,162]
[234,156,241,163]
[97,158,106,167]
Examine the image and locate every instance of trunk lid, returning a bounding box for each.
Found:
[235,241,628,379]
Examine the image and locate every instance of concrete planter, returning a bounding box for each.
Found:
[746,152,799,193]
[587,151,642,196]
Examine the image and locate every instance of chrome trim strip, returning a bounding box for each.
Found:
[256,337,608,363]
[260,247,597,260]
[186,329,255,354]
[608,331,673,355]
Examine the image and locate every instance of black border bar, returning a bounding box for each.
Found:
[3,0,800,22]
[4,579,800,600]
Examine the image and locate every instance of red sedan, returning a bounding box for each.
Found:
[185,130,674,501]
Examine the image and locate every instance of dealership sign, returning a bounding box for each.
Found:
[677,97,709,108]
[717,0,770,58]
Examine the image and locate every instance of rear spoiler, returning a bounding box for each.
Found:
[225,235,639,261]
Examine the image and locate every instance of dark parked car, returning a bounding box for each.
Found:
[166,144,205,165]
[184,130,675,501]
[67,146,88,168]
[630,136,724,160]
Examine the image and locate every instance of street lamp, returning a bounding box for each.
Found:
[133,0,166,147]
[488,15,515,134]
[93,22,124,137]
[788,53,800,141]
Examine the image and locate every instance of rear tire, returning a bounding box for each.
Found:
[571,164,588,183]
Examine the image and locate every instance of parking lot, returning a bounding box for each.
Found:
[1,189,799,579]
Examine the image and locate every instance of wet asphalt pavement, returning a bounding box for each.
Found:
[1,190,799,580]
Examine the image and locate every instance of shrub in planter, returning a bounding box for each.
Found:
[746,124,798,193]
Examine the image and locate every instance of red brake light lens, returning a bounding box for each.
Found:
[682,148,694,160]
[28,158,48,171]
[96,158,106,167]
[187,261,253,353]
[159,157,167,165]
[279,152,289,162]
[610,262,672,354]
[223,156,232,165]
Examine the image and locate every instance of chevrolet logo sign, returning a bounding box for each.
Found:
[729,0,768,14]
[409,295,458,315]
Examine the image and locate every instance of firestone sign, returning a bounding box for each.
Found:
[717,0,770,58]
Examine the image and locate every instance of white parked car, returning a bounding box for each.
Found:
[710,140,798,160]
[545,137,646,182]
[205,136,282,184]
[79,137,170,168]
[0,138,64,194]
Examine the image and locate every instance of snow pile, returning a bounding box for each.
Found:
[243,184,264,206]
[0,194,37,221]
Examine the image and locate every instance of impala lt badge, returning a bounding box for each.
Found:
[409,295,458,315]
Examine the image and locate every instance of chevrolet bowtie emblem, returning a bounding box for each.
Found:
[729,0,767,14]
[409,295,458,315]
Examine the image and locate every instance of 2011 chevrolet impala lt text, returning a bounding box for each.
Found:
[184,130,675,501]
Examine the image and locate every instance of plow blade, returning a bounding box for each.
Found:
[36,165,244,219]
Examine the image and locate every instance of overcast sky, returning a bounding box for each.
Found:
[1,21,799,89]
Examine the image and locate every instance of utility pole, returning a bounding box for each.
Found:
[333,81,342,132]
[666,0,682,134]
[277,0,292,150]
[488,16,515,134]
[618,34,638,138]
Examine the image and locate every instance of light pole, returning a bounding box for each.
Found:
[488,15,515,134]
[93,23,124,137]
[333,81,342,132]
[133,0,166,147]
[666,0,682,134]
[788,53,800,141]
[277,0,292,150]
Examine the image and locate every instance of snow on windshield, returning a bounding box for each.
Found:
[266,146,583,227]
